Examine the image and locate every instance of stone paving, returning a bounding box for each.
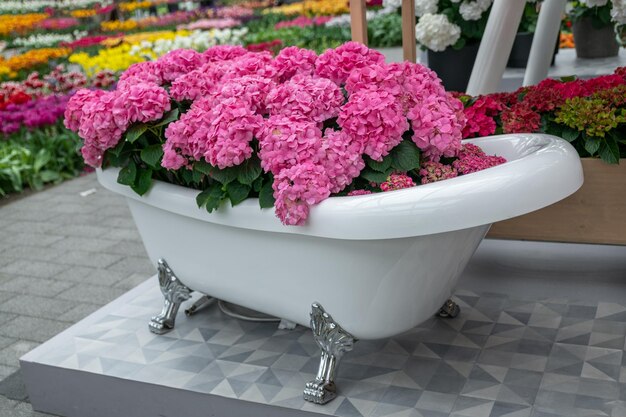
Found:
[0,173,152,416]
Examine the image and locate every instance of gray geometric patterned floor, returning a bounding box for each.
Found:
[23,278,626,417]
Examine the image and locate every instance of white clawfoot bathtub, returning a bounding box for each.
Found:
[97,133,582,403]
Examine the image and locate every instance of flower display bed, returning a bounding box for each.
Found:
[488,158,626,245]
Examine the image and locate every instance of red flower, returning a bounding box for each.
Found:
[501,103,541,134]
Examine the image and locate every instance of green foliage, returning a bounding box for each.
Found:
[368,13,403,48]
[0,124,85,196]
[568,1,613,27]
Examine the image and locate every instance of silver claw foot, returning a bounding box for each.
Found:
[303,303,356,405]
[149,259,193,334]
[185,295,215,316]
[437,299,460,318]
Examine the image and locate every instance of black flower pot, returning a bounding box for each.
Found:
[427,42,480,93]
[572,16,619,59]
[507,31,559,68]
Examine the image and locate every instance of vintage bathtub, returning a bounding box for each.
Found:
[96,133,583,404]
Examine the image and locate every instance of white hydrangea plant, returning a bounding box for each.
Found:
[415,13,462,51]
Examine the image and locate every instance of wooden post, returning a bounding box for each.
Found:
[401,0,416,62]
[350,0,368,45]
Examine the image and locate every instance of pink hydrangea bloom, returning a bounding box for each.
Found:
[118,61,162,86]
[265,75,343,122]
[315,41,385,85]
[407,94,464,161]
[338,89,408,161]
[453,154,507,175]
[156,49,207,83]
[258,115,323,174]
[345,63,402,96]
[230,51,278,81]
[273,46,317,82]
[202,44,248,62]
[388,62,446,113]
[218,75,276,114]
[64,89,104,132]
[202,98,263,169]
[163,98,215,169]
[78,91,125,167]
[462,96,503,138]
[380,173,415,192]
[112,82,171,129]
[347,189,372,196]
[419,161,458,184]
[169,60,236,102]
[273,162,331,225]
[458,142,485,158]
[320,129,365,194]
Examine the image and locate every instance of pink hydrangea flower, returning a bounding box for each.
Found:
[338,89,408,161]
[118,61,163,87]
[380,173,415,192]
[458,142,485,158]
[156,49,207,83]
[407,93,464,161]
[229,51,277,81]
[78,91,125,167]
[202,97,263,169]
[273,46,317,82]
[265,75,343,122]
[202,44,248,62]
[347,189,372,196]
[453,154,507,175]
[462,96,503,138]
[219,75,276,114]
[273,162,331,225]
[112,82,171,129]
[64,89,104,132]
[258,115,323,174]
[169,60,236,102]
[419,161,458,184]
[388,62,446,113]
[320,129,365,194]
[315,41,385,85]
[345,63,402,96]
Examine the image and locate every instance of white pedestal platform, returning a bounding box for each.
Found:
[20,240,626,417]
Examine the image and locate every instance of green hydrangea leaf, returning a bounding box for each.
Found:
[259,179,275,208]
[391,139,421,171]
[117,161,137,186]
[131,168,153,196]
[125,123,147,144]
[140,144,164,168]
[226,181,251,206]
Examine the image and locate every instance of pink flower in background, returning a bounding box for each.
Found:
[407,94,464,161]
[273,46,317,82]
[462,96,503,138]
[315,41,385,85]
[347,189,372,196]
[320,129,365,194]
[345,63,402,96]
[169,60,236,101]
[258,115,323,174]
[265,75,343,122]
[112,82,171,128]
[338,89,408,161]
[458,143,485,158]
[453,154,506,175]
[273,163,331,226]
[157,49,207,83]
[274,15,331,30]
[230,51,278,81]
[501,103,541,134]
[419,161,458,184]
[380,174,415,192]
[181,18,241,30]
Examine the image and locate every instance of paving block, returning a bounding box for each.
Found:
[107,256,155,277]
[51,236,120,253]
[0,317,69,343]
[56,303,101,323]
[0,370,28,401]
[101,227,142,242]
[56,284,126,306]
[0,295,75,319]
[101,240,148,258]
[54,251,122,269]
[0,341,40,367]
[54,266,127,287]
[0,276,73,298]
[4,233,64,248]
[1,246,67,262]
[0,260,69,280]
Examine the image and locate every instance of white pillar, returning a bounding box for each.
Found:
[523,0,567,86]
[466,0,526,96]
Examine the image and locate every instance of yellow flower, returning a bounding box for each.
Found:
[69,44,145,76]
[0,13,48,36]
[70,9,97,18]
[119,1,153,12]
[264,0,348,16]
[101,19,139,32]
[0,48,70,79]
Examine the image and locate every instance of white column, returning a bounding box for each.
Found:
[523,0,567,86]
[466,0,526,96]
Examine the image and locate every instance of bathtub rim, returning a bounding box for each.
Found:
[96,133,583,241]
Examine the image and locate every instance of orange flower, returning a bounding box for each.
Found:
[0,48,71,78]
[101,19,139,32]
[70,9,97,18]
[0,13,48,36]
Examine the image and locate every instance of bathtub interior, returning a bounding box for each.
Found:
[127,197,490,339]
